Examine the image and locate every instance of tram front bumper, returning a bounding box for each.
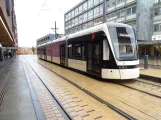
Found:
[102,68,140,80]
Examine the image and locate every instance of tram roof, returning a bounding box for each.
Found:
[37,22,132,47]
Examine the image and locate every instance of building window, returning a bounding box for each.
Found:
[75,17,79,25]
[120,9,126,17]
[107,13,116,21]
[88,0,93,8]
[80,25,83,30]
[83,23,88,29]
[71,10,75,18]
[69,20,72,28]
[12,11,15,32]
[79,15,83,24]
[116,0,125,5]
[94,0,99,6]
[75,7,79,16]
[83,12,88,22]
[116,11,120,18]
[94,18,101,25]
[100,4,103,15]
[154,0,161,3]
[88,21,94,28]
[99,17,103,23]
[127,7,131,15]
[88,9,93,20]
[72,19,75,27]
[11,0,14,7]
[67,13,69,20]
[127,6,136,16]
[132,6,136,14]
[154,7,161,16]
[65,15,68,21]
[6,0,10,16]
[68,12,71,20]
[94,6,100,18]
[79,5,83,14]
[83,1,88,11]
[154,24,160,32]
[109,0,115,7]
[65,22,68,29]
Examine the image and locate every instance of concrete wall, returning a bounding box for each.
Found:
[136,0,154,41]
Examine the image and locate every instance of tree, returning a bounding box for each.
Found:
[31,46,36,54]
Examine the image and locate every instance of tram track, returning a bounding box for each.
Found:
[25,58,138,120]
[36,57,161,100]
[30,57,161,120]
[115,79,161,99]
[23,57,72,120]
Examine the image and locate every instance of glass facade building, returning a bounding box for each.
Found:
[64,0,155,43]
[64,0,137,35]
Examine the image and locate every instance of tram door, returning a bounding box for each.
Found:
[87,42,101,76]
[60,44,65,65]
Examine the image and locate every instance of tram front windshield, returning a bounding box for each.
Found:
[109,26,137,61]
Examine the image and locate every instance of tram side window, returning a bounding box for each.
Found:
[82,45,85,60]
[73,44,82,59]
[70,43,85,60]
[68,44,73,59]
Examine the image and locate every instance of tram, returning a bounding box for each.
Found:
[37,22,139,80]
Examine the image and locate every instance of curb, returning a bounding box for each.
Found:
[139,74,161,83]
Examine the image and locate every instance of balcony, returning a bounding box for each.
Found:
[154,15,161,22]
[126,0,136,5]
[116,2,126,9]
[116,17,125,22]
[126,14,136,21]
[107,6,115,12]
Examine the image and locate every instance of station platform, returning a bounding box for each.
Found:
[140,68,161,78]
[140,67,161,82]
[0,57,38,120]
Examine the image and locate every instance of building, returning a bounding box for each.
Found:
[36,33,64,46]
[0,0,18,47]
[64,0,154,42]
[16,47,33,54]
[65,0,161,57]
[138,0,161,57]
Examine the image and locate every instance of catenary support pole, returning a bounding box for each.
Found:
[103,0,107,23]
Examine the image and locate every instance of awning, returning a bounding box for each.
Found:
[138,40,161,45]
[0,16,14,45]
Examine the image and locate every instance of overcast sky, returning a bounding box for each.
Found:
[14,0,82,47]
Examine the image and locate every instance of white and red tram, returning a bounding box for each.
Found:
[37,22,139,80]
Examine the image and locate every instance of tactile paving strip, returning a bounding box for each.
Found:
[24,62,68,120]
[0,79,10,109]
[41,81,106,120]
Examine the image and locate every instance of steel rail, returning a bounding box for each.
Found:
[23,57,72,120]
[32,59,137,120]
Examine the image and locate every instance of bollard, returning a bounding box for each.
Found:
[144,55,148,69]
